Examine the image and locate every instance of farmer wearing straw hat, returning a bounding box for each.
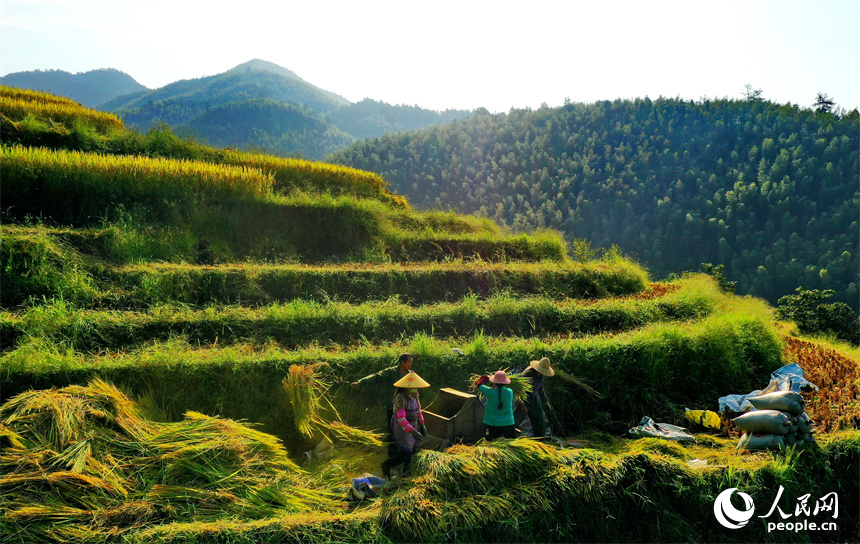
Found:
[476,370,517,440]
[351,353,413,450]
[351,353,413,398]
[520,357,555,438]
[382,371,430,479]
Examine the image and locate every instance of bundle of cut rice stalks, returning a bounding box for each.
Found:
[468,370,532,403]
[469,366,602,400]
[380,438,612,541]
[553,368,603,398]
[283,363,382,448]
[0,379,344,544]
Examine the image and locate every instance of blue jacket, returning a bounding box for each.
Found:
[479,384,515,426]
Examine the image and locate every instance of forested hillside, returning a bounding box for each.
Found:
[331,98,860,310]
[330,98,471,140]
[87,60,471,159]
[102,67,349,129]
[0,68,147,107]
[183,98,355,159]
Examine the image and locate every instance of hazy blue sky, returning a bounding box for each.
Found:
[2,0,858,113]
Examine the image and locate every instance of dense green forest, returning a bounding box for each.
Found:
[331,97,860,311]
[183,98,355,159]
[329,98,471,140]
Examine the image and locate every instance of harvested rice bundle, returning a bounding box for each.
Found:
[283,364,383,448]
[468,370,532,403]
[553,368,603,398]
[327,420,384,447]
[283,363,327,439]
[0,379,344,544]
[0,378,156,449]
[382,438,597,540]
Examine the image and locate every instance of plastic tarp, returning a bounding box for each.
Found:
[347,474,387,501]
[628,416,695,442]
[718,363,817,413]
[771,363,818,393]
[718,390,763,413]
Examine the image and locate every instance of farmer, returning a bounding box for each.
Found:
[477,370,517,440]
[351,353,414,454]
[352,352,412,390]
[381,371,429,479]
[520,357,555,438]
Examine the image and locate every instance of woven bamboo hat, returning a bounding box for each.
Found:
[529,357,555,377]
[393,371,430,389]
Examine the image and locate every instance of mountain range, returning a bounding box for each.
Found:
[1,59,472,159]
[0,67,147,108]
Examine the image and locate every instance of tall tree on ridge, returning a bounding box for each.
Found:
[814,92,836,114]
[743,84,763,102]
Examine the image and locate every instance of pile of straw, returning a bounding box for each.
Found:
[0,379,341,543]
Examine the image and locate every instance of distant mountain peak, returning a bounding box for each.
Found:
[226,59,303,82]
[0,67,147,107]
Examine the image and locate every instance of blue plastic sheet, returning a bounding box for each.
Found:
[718,363,818,413]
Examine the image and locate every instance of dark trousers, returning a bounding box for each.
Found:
[382,449,413,478]
[487,424,517,440]
[527,400,547,438]
[385,408,397,456]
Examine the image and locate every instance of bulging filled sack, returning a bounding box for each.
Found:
[748,391,805,414]
[733,410,793,435]
[738,432,785,451]
[792,413,813,434]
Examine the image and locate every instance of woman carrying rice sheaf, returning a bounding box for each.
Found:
[477,370,517,440]
[381,371,429,479]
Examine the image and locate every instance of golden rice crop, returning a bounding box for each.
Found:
[1,144,274,198]
[1,85,80,106]
[1,95,123,132]
[381,438,595,540]
[554,368,603,398]
[783,335,860,431]
[222,149,408,207]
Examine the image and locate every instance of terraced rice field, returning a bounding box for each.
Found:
[2,85,857,543]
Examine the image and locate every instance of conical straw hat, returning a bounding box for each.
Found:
[529,357,555,377]
[393,371,430,388]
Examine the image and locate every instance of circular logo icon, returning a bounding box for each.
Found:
[714,488,755,529]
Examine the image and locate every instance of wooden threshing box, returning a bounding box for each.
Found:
[422,388,485,450]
